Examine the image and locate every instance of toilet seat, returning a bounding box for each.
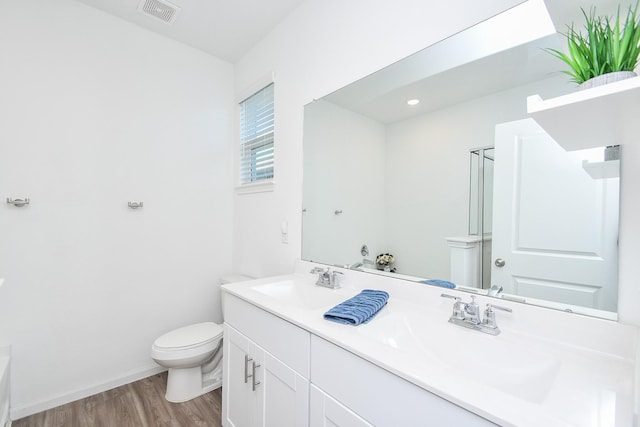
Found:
[153,322,223,351]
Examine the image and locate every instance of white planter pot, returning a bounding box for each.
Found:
[579,71,637,90]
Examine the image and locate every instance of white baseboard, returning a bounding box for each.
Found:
[10,364,165,421]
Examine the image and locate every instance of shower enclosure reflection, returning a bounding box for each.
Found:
[468,147,494,289]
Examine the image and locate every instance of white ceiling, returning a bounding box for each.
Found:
[74,0,305,62]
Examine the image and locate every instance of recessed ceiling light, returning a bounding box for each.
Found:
[407,99,420,106]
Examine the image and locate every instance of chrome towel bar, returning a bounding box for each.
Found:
[128,201,144,209]
[6,198,29,207]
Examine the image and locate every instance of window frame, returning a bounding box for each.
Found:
[236,75,276,194]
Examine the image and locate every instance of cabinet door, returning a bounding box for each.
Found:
[225,324,309,427]
[261,351,309,427]
[224,324,259,427]
[310,385,372,427]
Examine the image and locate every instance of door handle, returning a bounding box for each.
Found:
[494,258,506,267]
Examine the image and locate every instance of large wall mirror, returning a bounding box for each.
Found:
[302,1,622,319]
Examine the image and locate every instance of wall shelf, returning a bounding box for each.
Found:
[582,159,620,180]
[527,75,640,151]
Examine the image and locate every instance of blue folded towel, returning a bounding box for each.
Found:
[419,279,456,289]
[323,289,389,326]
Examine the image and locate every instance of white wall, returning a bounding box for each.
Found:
[0,0,234,417]
[302,100,386,266]
[233,0,640,326]
[232,0,526,280]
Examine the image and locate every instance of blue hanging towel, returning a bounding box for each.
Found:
[323,289,389,326]
[419,279,456,289]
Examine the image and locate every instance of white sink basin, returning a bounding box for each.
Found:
[251,280,348,310]
[432,328,561,403]
[357,309,560,403]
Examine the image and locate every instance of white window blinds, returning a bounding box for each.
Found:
[239,83,274,185]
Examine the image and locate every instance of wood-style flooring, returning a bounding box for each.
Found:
[12,372,222,427]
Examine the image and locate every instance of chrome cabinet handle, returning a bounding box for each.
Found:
[251,360,261,391]
[494,258,506,267]
[244,354,251,383]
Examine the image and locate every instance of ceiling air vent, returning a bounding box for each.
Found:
[137,0,181,25]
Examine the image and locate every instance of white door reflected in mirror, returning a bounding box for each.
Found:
[491,119,618,312]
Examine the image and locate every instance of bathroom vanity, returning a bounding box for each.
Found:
[221,261,638,427]
[223,289,489,426]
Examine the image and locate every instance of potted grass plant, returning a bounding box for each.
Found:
[547,2,640,89]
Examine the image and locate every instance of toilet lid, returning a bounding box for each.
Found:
[154,322,223,350]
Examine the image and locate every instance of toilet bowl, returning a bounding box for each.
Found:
[152,322,223,402]
[151,274,253,403]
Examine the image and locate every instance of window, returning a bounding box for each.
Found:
[239,83,274,185]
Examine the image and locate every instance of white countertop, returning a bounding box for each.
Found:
[222,261,638,427]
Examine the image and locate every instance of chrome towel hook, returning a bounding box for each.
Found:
[6,197,30,207]
[128,201,144,209]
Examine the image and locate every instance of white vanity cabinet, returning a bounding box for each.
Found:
[310,336,496,427]
[223,294,310,427]
[223,291,497,427]
[310,385,372,427]
[224,325,260,427]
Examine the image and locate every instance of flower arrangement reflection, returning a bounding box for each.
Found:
[376,253,396,273]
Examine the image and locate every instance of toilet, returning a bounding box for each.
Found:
[151,275,252,402]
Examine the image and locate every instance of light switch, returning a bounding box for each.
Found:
[281,220,288,244]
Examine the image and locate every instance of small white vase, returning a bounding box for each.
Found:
[578,71,637,90]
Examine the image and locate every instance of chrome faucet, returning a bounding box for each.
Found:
[487,284,503,297]
[441,294,512,335]
[481,303,512,331]
[310,267,343,289]
[463,295,481,325]
[348,258,374,270]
